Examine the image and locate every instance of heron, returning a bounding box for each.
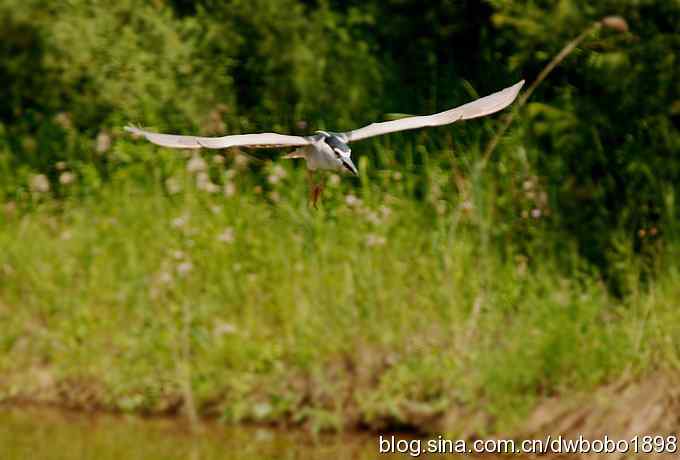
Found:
[125,80,524,207]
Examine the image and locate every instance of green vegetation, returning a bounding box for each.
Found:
[2,150,680,432]
[0,0,679,435]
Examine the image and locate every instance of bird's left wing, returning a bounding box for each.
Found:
[341,80,524,143]
[125,126,311,149]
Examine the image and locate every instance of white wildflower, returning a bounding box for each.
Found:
[217,228,235,244]
[267,164,287,185]
[252,402,272,420]
[196,172,219,193]
[224,182,236,197]
[365,234,386,247]
[272,164,286,179]
[366,211,381,225]
[177,261,193,276]
[213,321,237,336]
[59,171,75,185]
[233,153,249,169]
[158,271,173,284]
[345,194,361,207]
[171,215,188,229]
[186,154,207,173]
[165,177,182,195]
[29,174,50,193]
[96,131,111,153]
[54,112,72,129]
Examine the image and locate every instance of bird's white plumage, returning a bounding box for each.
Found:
[125,80,524,205]
[124,126,310,150]
[341,80,524,142]
[125,80,524,178]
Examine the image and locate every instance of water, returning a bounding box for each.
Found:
[0,407,416,460]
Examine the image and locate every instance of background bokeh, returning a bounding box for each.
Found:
[2,0,678,285]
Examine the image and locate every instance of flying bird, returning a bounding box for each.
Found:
[126,80,524,207]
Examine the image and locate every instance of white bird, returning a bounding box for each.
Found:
[126,80,524,206]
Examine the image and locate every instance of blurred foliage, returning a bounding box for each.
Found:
[489,0,680,290]
[2,167,680,431]
[0,0,678,290]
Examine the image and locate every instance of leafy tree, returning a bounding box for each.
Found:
[489,0,680,285]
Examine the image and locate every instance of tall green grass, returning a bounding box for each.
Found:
[1,140,679,433]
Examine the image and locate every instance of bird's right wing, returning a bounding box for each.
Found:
[342,80,524,143]
[125,126,311,150]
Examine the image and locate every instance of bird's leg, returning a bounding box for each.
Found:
[307,169,324,209]
[307,169,317,208]
[313,179,325,208]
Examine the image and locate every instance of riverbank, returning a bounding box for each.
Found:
[2,173,680,439]
[2,373,679,460]
[4,369,680,436]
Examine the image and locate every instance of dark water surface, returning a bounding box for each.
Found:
[2,407,486,460]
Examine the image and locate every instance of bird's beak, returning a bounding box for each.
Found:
[342,157,359,176]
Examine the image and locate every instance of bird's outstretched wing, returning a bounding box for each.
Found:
[341,80,524,143]
[125,126,311,149]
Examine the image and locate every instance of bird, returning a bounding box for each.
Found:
[125,80,524,207]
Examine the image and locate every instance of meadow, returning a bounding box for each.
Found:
[2,135,679,435]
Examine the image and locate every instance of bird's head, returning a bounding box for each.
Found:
[320,132,358,176]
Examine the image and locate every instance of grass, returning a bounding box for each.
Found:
[1,140,679,434]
